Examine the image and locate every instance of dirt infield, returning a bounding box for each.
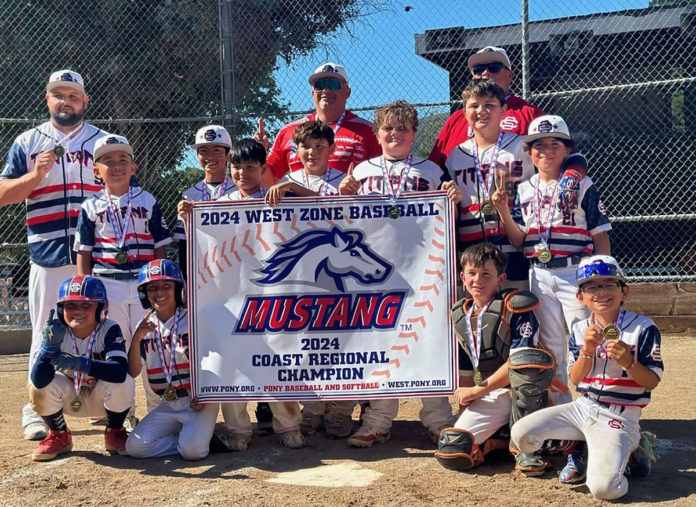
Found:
[1,334,695,506]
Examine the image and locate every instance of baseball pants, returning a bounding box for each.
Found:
[23,263,77,428]
[530,264,590,405]
[221,401,302,435]
[29,372,135,418]
[511,395,641,500]
[452,387,511,444]
[303,400,355,418]
[126,397,219,460]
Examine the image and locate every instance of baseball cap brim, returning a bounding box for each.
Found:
[95,144,134,161]
[522,131,573,146]
[46,81,85,94]
[308,71,348,85]
[468,51,511,71]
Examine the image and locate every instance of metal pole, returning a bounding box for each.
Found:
[219,0,236,135]
[521,0,530,100]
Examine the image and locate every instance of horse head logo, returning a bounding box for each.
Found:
[256,226,392,292]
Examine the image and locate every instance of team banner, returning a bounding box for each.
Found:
[188,193,457,401]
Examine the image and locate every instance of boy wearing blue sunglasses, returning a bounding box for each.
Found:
[511,255,663,500]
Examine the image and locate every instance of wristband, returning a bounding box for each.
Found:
[626,358,636,371]
[579,348,594,360]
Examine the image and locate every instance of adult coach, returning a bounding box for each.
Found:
[429,46,544,167]
[0,70,106,440]
[260,62,381,185]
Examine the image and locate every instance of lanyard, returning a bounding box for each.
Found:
[153,309,181,386]
[104,189,134,250]
[471,132,504,202]
[380,156,412,204]
[331,111,347,134]
[465,299,494,368]
[303,168,332,197]
[532,176,561,246]
[203,176,232,201]
[70,329,97,396]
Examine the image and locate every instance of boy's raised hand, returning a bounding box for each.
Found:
[253,117,270,151]
[441,180,462,204]
[491,168,509,214]
[40,309,66,359]
[338,163,359,195]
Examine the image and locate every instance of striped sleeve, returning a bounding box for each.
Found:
[1,142,28,178]
[149,202,173,248]
[580,180,611,234]
[74,205,95,251]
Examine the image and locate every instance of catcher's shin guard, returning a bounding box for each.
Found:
[435,428,484,471]
[508,348,555,427]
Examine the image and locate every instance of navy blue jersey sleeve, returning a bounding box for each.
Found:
[637,324,664,375]
[1,142,28,179]
[511,191,524,227]
[580,183,610,232]
[30,357,56,389]
[149,201,172,246]
[509,310,539,350]
[74,205,96,250]
[102,322,128,361]
[568,329,582,363]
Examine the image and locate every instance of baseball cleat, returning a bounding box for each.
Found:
[347,426,390,448]
[104,427,128,455]
[280,430,305,449]
[32,430,73,461]
[24,421,48,441]
[559,452,587,484]
[324,413,353,439]
[300,411,324,436]
[515,452,548,476]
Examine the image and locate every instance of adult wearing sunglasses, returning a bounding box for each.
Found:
[261,62,381,185]
[429,46,544,169]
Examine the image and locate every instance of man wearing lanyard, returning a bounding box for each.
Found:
[258,62,381,186]
[429,46,544,168]
[0,69,106,440]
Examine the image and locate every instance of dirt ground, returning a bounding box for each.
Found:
[1,334,695,507]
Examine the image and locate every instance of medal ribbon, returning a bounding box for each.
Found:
[593,308,626,344]
[202,175,232,201]
[154,309,181,388]
[55,122,85,152]
[471,132,504,206]
[331,111,347,134]
[70,329,97,397]
[380,156,412,205]
[105,188,134,252]
[465,299,494,368]
[532,176,561,247]
[303,168,332,197]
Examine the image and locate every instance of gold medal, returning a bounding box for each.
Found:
[537,246,553,264]
[163,386,177,401]
[115,250,128,264]
[388,205,400,219]
[53,145,65,157]
[481,200,494,216]
[473,368,483,386]
[70,398,82,412]
[603,324,620,341]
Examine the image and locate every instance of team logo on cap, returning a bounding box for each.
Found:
[536,120,555,133]
[149,265,161,275]
[69,282,82,293]
[59,72,75,82]
[203,129,219,142]
[105,137,122,145]
[321,65,337,74]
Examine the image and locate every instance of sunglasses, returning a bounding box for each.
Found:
[577,262,622,283]
[472,62,507,75]
[312,78,343,91]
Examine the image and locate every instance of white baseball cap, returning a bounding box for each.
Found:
[522,115,573,147]
[94,135,134,161]
[576,255,626,287]
[46,69,85,94]
[192,125,232,149]
[468,47,511,71]
[308,62,349,86]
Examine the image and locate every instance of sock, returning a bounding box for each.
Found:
[41,410,67,432]
[105,408,129,429]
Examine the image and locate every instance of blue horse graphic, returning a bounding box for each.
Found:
[256,227,392,292]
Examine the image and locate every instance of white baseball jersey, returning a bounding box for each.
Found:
[173,178,237,240]
[0,122,106,267]
[353,155,444,195]
[281,167,345,196]
[514,175,612,260]
[218,188,267,201]
[74,188,172,275]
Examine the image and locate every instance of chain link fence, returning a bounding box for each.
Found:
[0,0,693,328]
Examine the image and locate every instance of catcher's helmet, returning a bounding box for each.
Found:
[56,275,109,325]
[137,259,185,309]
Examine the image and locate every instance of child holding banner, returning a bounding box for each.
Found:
[178,139,305,450]
[338,100,462,446]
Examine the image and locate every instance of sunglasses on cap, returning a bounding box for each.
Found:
[576,262,622,283]
[472,62,507,75]
[312,78,343,91]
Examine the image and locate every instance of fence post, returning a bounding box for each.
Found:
[521,0,530,101]
[219,0,236,135]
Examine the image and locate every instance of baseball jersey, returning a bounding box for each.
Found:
[353,155,445,196]
[218,188,267,201]
[445,134,534,279]
[514,175,611,260]
[281,167,345,196]
[74,187,172,275]
[429,95,544,168]
[140,309,190,396]
[568,312,664,407]
[173,178,237,240]
[267,111,381,179]
[0,122,106,267]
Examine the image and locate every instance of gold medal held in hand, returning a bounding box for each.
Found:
[603,324,620,341]
[473,368,483,386]
[70,398,82,412]
[163,386,177,401]
[537,246,553,264]
[480,200,494,216]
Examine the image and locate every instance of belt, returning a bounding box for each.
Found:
[159,389,190,400]
[583,394,625,413]
[95,271,139,280]
[531,253,586,269]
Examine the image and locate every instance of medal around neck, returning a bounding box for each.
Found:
[537,246,553,264]
[388,205,401,219]
[53,144,65,157]
[473,368,483,386]
[603,324,620,341]
[70,398,82,412]
[480,200,494,216]
[163,385,177,401]
[115,250,128,265]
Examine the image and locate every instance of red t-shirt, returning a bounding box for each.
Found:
[429,95,544,168]
[266,110,381,180]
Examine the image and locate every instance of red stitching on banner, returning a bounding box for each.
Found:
[203,251,216,279]
[414,300,434,312]
[428,254,445,264]
[390,359,401,368]
[371,369,391,378]
[406,316,426,328]
[425,268,445,281]
[291,213,301,234]
[391,344,410,355]
[434,226,445,237]
[273,222,287,242]
[242,229,255,256]
[431,239,445,250]
[419,283,440,296]
[219,240,232,267]
[256,224,271,252]
[230,236,242,262]
[399,331,419,342]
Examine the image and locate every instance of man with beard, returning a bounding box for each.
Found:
[0,69,107,440]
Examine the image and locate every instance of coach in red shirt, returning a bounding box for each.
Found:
[429,46,544,167]
[263,63,381,184]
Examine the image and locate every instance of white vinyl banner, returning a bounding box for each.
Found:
[188,193,457,401]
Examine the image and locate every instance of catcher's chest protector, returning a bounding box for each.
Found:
[451,291,514,378]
